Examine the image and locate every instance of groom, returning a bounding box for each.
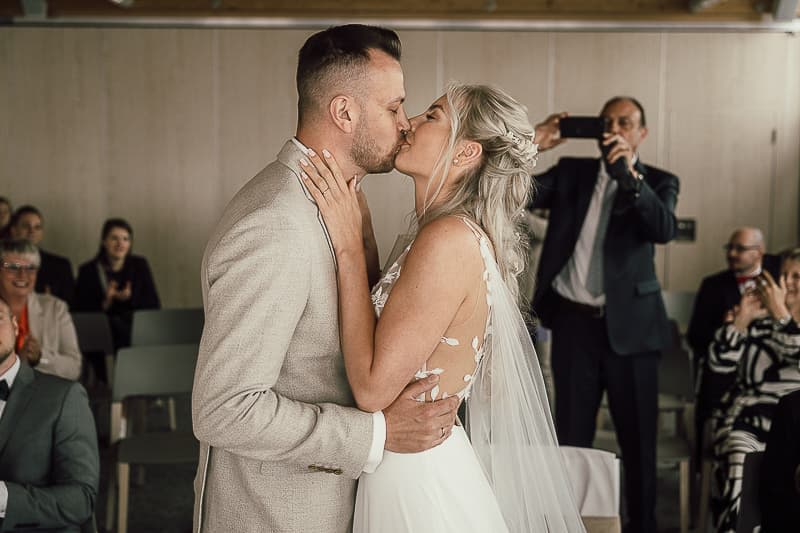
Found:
[191,25,460,532]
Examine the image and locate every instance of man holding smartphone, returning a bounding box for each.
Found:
[530,96,679,533]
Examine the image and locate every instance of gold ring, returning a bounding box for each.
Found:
[440,427,445,438]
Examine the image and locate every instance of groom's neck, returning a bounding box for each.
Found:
[295,127,363,181]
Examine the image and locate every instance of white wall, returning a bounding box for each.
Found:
[2,27,798,306]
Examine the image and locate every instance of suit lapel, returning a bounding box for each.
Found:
[0,361,36,461]
[721,271,742,309]
[572,159,601,242]
[276,139,338,266]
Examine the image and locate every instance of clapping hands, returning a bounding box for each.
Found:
[103,280,132,310]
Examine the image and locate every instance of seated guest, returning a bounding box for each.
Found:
[709,248,800,532]
[688,227,782,459]
[9,206,75,305]
[0,240,81,381]
[760,388,800,532]
[74,218,160,350]
[0,294,99,532]
[0,197,11,239]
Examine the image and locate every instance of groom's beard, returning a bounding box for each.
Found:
[351,117,401,175]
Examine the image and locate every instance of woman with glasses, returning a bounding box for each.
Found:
[709,248,800,532]
[0,239,81,380]
[74,218,160,352]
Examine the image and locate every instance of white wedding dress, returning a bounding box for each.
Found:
[353,217,585,533]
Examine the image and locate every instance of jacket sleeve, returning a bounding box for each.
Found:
[72,263,102,312]
[628,171,679,244]
[708,324,746,375]
[3,384,99,531]
[191,208,373,480]
[687,278,717,363]
[134,257,161,310]
[39,298,82,381]
[528,163,559,210]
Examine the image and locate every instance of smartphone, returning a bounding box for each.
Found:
[559,116,606,139]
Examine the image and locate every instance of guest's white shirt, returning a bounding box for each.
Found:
[552,160,617,306]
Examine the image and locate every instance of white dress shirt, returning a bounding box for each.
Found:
[291,137,386,472]
[0,355,22,518]
[552,161,618,306]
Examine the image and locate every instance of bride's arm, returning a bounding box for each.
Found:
[301,152,477,413]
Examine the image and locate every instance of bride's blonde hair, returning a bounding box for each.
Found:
[417,83,538,306]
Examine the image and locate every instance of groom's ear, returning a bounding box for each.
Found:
[329,95,357,134]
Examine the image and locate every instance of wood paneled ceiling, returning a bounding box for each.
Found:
[2,0,799,23]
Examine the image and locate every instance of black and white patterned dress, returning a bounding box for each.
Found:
[709,318,800,532]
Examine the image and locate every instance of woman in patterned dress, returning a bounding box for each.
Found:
[709,248,800,532]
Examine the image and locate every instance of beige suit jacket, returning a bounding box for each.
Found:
[192,141,374,533]
[27,292,82,381]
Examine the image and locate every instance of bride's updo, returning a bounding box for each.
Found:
[419,83,537,306]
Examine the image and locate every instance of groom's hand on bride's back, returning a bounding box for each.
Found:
[383,375,460,453]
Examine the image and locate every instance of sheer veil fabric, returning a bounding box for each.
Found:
[466,229,586,532]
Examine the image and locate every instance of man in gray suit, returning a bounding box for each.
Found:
[192,25,460,532]
[0,295,99,532]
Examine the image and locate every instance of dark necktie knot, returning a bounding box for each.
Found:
[0,380,9,401]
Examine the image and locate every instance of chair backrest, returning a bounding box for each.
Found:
[71,312,115,355]
[661,290,696,332]
[111,343,198,402]
[560,445,620,518]
[659,320,695,400]
[736,451,765,533]
[130,308,204,346]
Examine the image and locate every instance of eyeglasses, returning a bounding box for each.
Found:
[723,244,761,253]
[1,262,39,274]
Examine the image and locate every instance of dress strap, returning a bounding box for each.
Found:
[453,215,488,242]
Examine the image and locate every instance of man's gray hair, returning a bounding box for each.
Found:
[0,239,41,267]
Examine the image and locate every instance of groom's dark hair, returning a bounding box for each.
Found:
[296,24,401,123]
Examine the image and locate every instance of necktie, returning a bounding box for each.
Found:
[585,177,618,298]
[0,380,9,402]
[736,275,755,285]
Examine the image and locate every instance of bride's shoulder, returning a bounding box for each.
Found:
[407,216,482,268]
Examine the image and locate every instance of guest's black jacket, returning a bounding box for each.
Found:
[530,157,680,355]
[687,253,782,368]
[36,249,75,306]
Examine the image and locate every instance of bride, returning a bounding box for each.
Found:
[300,83,585,532]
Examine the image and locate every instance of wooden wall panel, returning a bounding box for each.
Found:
[663,33,797,290]
[105,29,219,306]
[2,27,798,306]
[1,28,109,265]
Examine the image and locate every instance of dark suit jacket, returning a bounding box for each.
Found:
[687,253,782,368]
[0,362,99,532]
[36,251,75,307]
[530,157,679,355]
[73,255,160,316]
[73,255,160,348]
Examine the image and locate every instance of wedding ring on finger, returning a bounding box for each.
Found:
[440,427,445,438]
[321,187,330,195]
